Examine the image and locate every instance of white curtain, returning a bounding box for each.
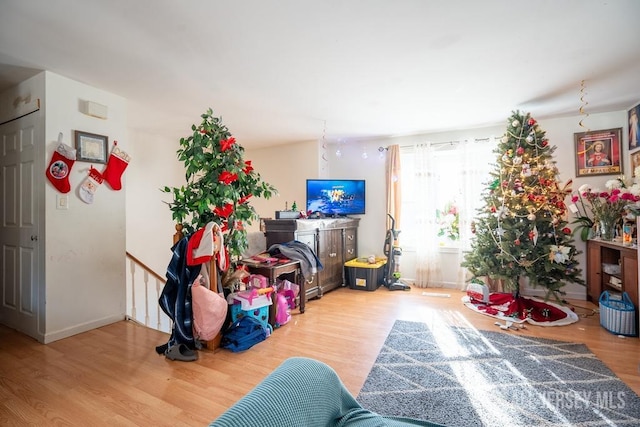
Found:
[412,139,497,289]
[414,144,442,287]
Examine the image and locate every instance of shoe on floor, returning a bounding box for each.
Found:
[165,343,198,362]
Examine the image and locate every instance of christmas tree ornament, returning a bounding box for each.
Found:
[79,167,104,204]
[527,213,536,221]
[526,135,534,143]
[101,142,131,191]
[46,134,76,193]
[512,120,520,127]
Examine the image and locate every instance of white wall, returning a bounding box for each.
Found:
[43,72,127,342]
[246,139,319,231]
[125,125,184,275]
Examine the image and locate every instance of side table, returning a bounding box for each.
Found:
[239,259,306,319]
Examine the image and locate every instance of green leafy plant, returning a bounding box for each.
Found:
[162,108,277,259]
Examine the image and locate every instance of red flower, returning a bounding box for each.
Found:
[571,195,579,203]
[213,203,234,218]
[243,160,254,174]
[238,194,252,204]
[218,171,238,185]
[220,137,236,152]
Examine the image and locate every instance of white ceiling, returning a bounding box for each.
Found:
[1,0,640,149]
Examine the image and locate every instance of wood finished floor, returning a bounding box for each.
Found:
[1,287,639,426]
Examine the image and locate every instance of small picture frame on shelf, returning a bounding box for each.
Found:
[631,151,640,177]
[74,130,108,164]
[574,128,623,177]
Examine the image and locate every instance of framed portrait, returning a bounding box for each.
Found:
[574,128,623,177]
[631,151,640,177]
[629,102,640,151]
[74,130,108,164]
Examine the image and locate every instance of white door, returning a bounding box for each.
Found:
[0,110,41,339]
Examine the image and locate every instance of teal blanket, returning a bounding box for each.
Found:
[210,357,443,427]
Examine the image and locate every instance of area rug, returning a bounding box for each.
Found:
[357,320,640,426]
[462,292,580,326]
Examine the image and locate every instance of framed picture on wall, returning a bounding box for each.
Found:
[629,103,640,151]
[631,151,640,177]
[74,130,108,164]
[574,128,623,177]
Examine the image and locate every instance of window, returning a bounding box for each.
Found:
[399,139,497,250]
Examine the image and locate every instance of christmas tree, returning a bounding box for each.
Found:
[462,111,584,301]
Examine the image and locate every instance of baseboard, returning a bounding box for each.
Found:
[43,314,126,344]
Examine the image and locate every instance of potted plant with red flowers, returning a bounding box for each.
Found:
[162,108,277,262]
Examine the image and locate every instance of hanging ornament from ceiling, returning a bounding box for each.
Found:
[578,79,590,132]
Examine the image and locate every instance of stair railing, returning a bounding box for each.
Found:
[125,251,171,334]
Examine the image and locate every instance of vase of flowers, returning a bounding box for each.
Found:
[571,176,640,242]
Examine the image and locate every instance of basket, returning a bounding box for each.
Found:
[599,291,637,336]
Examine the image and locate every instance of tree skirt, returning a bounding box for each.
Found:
[462,292,579,326]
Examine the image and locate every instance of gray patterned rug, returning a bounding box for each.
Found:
[357,320,640,426]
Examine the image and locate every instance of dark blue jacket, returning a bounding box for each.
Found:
[156,236,200,354]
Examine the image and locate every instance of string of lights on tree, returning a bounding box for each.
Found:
[462,111,584,300]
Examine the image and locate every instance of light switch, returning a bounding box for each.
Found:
[56,194,69,210]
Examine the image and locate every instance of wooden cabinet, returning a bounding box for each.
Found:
[263,218,360,299]
[586,239,638,329]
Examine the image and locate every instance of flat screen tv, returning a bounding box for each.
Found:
[306,179,366,216]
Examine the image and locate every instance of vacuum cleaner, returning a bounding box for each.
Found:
[383,213,411,291]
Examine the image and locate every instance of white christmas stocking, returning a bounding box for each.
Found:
[79,167,104,204]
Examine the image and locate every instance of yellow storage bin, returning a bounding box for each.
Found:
[344,258,387,291]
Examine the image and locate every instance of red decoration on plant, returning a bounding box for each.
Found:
[243,160,254,174]
[562,227,571,234]
[238,194,252,204]
[527,118,536,126]
[218,171,238,185]
[516,147,524,155]
[514,239,521,246]
[220,137,236,152]
[213,203,234,218]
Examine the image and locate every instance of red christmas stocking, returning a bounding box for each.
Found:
[102,142,130,191]
[79,167,104,204]
[46,142,76,193]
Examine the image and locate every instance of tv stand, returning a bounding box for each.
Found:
[263,218,360,299]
